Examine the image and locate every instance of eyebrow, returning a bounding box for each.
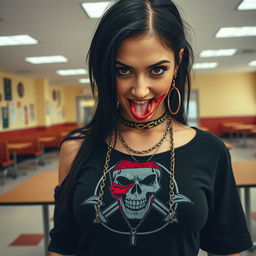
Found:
[115,60,170,69]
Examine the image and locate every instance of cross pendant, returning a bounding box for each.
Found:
[130,228,137,246]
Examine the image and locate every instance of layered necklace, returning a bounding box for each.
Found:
[95,113,176,225]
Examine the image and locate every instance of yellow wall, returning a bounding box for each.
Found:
[0,71,71,131]
[192,72,256,117]
[0,71,38,130]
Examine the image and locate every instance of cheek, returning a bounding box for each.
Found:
[152,77,172,93]
[116,79,128,99]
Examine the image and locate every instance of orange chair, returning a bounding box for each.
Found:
[0,141,15,185]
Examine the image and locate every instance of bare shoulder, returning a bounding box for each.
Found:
[172,121,197,148]
[58,134,84,184]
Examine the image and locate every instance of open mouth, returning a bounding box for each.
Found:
[128,94,166,120]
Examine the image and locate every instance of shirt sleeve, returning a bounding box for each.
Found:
[200,145,252,254]
[48,182,80,255]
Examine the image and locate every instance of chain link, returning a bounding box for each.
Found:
[95,134,113,223]
[168,118,175,223]
[116,120,170,155]
[119,112,169,129]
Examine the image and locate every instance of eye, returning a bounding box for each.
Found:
[141,174,156,185]
[116,67,131,76]
[151,66,168,76]
[116,176,132,185]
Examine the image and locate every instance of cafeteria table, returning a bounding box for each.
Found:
[8,142,32,176]
[232,160,256,250]
[0,171,57,256]
[39,136,56,164]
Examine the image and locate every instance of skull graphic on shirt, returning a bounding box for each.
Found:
[109,160,161,220]
[82,159,193,246]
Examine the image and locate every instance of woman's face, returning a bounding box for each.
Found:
[115,34,180,122]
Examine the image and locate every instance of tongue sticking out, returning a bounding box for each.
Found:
[133,102,149,116]
[129,94,166,120]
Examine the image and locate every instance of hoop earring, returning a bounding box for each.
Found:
[167,78,181,115]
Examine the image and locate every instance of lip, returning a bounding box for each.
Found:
[128,94,167,121]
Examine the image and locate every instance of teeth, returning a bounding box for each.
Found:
[124,199,147,210]
[133,100,149,105]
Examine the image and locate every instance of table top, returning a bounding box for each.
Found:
[221,122,242,127]
[39,136,56,143]
[197,126,209,131]
[223,141,233,149]
[232,161,256,187]
[8,142,32,150]
[232,124,256,131]
[0,171,58,205]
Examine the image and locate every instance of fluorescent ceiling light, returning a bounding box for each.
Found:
[215,26,256,38]
[79,78,91,84]
[81,1,112,18]
[25,55,68,64]
[248,60,256,66]
[193,62,218,69]
[0,34,38,46]
[200,49,237,57]
[57,69,88,76]
[237,0,256,10]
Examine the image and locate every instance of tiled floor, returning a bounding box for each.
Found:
[0,138,255,256]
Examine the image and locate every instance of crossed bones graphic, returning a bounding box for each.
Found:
[82,193,192,224]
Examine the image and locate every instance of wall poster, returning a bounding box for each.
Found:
[24,105,29,125]
[9,102,17,125]
[29,103,35,122]
[2,106,9,128]
[45,100,50,116]
[3,78,12,100]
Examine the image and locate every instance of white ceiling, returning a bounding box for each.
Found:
[0,0,255,86]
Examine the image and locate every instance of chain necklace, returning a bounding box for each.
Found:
[119,112,169,129]
[126,145,161,162]
[95,116,176,224]
[116,118,170,155]
[120,205,150,246]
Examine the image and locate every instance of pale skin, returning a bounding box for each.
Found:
[48,34,241,256]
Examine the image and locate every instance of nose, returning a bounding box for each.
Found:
[131,183,142,195]
[131,75,149,99]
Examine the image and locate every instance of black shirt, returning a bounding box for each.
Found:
[48,128,252,255]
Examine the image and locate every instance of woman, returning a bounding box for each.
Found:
[48,0,252,255]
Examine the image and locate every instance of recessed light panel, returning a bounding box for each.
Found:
[237,0,256,10]
[0,35,38,46]
[57,69,88,76]
[79,78,91,84]
[200,49,237,57]
[81,1,112,18]
[215,26,256,38]
[25,55,68,64]
[193,62,218,69]
[248,60,256,66]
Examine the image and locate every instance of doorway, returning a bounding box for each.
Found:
[187,89,199,127]
[76,96,96,126]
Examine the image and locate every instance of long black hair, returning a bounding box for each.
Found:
[60,0,194,207]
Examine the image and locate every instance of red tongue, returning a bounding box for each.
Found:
[133,102,149,116]
[129,94,166,120]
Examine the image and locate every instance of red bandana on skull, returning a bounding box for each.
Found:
[109,160,160,199]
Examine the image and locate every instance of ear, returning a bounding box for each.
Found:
[174,48,184,76]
